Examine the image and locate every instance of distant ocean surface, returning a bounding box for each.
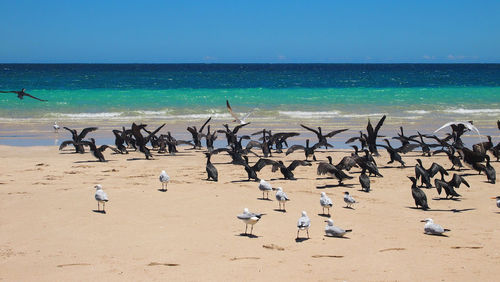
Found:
[0,64,499,124]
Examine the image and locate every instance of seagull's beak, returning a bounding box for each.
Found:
[491,197,498,199]
[420,220,427,222]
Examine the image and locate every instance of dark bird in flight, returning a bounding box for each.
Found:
[0,88,47,101]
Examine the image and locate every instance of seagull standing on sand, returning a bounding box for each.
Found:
[159,170,170,191]
[258,179,273,199]
[275,187,290,211]
[320,192,333,215]
[94,184,109,212]
[53,122,60,133]
[237,208,264,235]
[491,196,500,208]
[421,218,450,235]
[297,211,311,239]
[325,219,352,237]
[344,191,356,208]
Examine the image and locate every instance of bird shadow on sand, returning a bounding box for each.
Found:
[258,198,273,201]
[324,235,350,239]
[406,207,475,213]
[424,233,449,237]
[92,210,106,214]
[237,233,259,239]
[157,189,168,192]
[74,160,115,163]
[432,197,462,201]
[273,209,287,213]
[343,206,355,210]
[270,178,299,181]
[317,213,331,218]
[230,179,257,183]
[295,237,310,243]
[316,184,355,189]
[126,158,156,161]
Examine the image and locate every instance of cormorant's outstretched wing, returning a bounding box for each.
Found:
[288,160,312,171]
[285,145,305,155]
[450,174,470,188]
[300,124,319,135]
[252,158,276,172]
[324,128,348,138]
[210,148,232,155]
[59,140,75,150]
[317,162,336,175]
[199,117,212,133]
[23,92,48,101]
[345,136,360,144]
[374,115,386,134]
[429,163,448,178]
[246,140,263,150]
[232,122,250,134]
[311,141,333,150]
[78,127,98,140]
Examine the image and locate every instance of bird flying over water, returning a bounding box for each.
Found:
[0,88,47,101]
[226,100,252,125]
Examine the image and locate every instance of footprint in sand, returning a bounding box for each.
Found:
[56,263,91,268]
[147,262,179,266]
[262,244,285,251]
[230,257,260,261]
[311,255,344,258]
[379,248,406,252]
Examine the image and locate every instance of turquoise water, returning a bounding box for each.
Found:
[0,87,498,122]
[0,64,499,122]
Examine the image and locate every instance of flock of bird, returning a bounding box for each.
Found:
[54,101,500,239]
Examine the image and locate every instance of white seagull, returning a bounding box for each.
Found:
[325,219,352,237]
[94,184,109,212]
[343,191,356,208]
[258,179,273,199]
[159,170,170,191]
[53,122,60,133]
[237,208,264,235]
[297,211,311,239]
[275,187,290,211]
[421,218,450,235]
[226,100,252,125]
[320,192,333,215]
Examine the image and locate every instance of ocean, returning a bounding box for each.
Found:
[0,64,499,146]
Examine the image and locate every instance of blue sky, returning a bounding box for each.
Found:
[0,0,498,63]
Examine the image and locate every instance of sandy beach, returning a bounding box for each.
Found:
[1,140,499,281]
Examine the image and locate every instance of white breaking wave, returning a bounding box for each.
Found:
[406,110,429,114]
[340,113,387,118]
[278,111,340,118]
[444,108,500,115]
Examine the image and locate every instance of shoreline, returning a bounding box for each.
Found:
[0,115,498,148]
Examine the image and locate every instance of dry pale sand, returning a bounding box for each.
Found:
[0,144,499,281]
